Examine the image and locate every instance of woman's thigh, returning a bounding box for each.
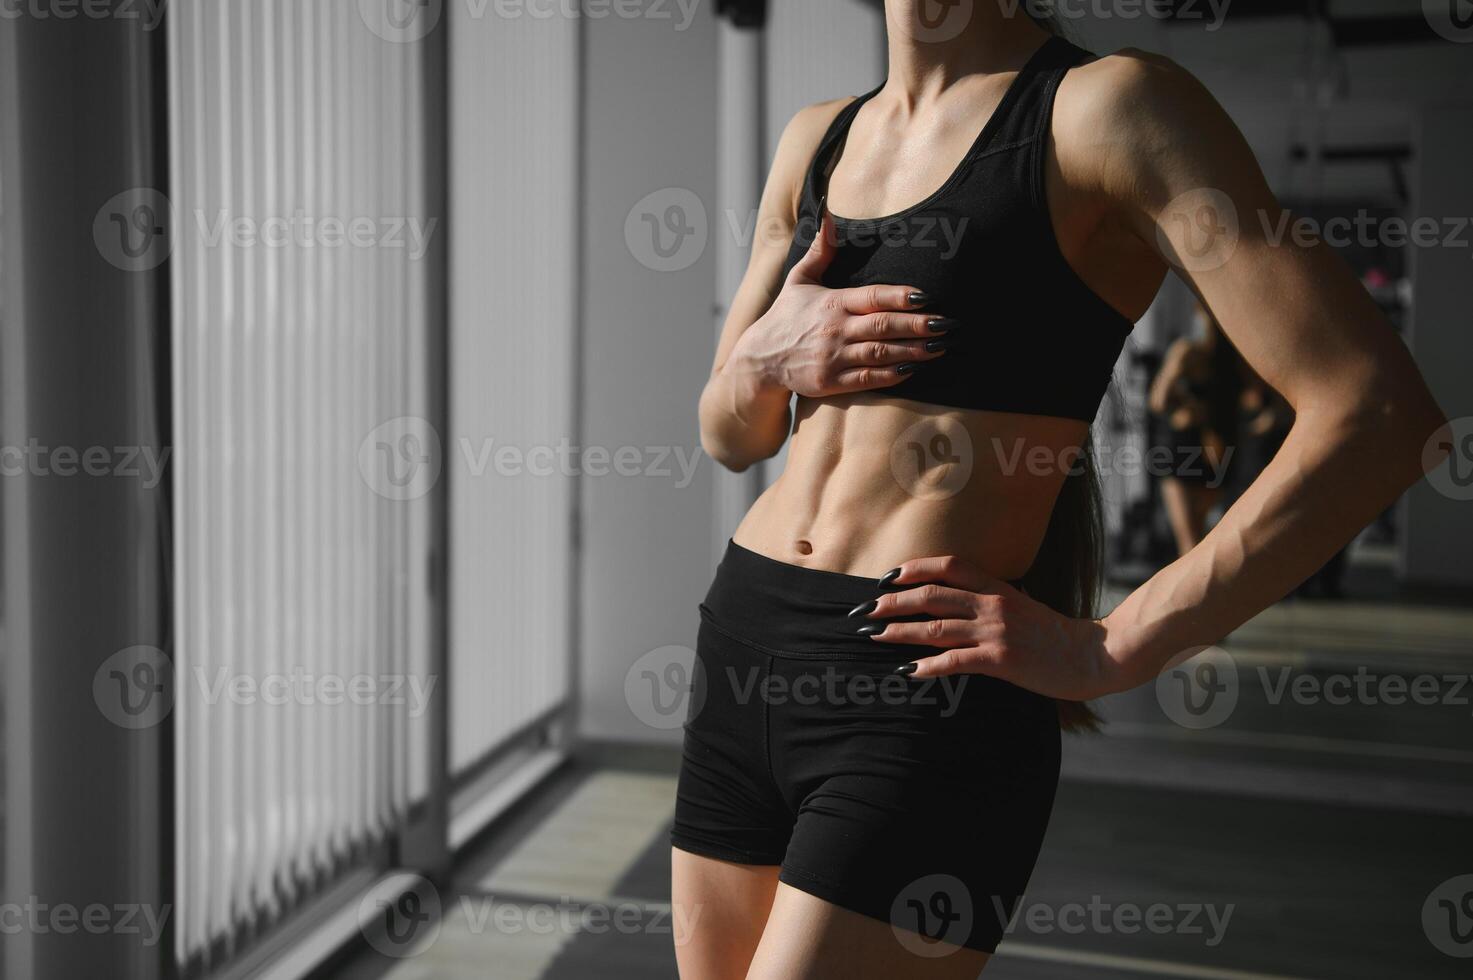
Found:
[746,882,991,980]
[671,847,780,980]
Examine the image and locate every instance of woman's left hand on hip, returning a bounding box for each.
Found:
[858,554,1121,701]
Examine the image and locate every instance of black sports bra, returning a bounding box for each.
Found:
[780,36,1135,423]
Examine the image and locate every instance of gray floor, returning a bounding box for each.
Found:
[326,592,1473,979]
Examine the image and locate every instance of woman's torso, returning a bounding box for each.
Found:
[734,36,1166,579]
[735,395,1091,578]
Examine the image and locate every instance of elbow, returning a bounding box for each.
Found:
[698,385,783,473]
[699,430,741,472]
[1367,383,1447,465]
[712,454,756,475]
[697,394,746,473]
[1315,381,1449,484]
[699,427,762,474]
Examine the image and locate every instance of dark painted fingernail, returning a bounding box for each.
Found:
[924,338,950,353]
[847,599,877,618]
[896,363,917,376]
[893,663,918,677]
[926,317,956,333]
[856,624,885,636]
[878,567,902,587]
[907,291,929,307]
[817,194,827,215]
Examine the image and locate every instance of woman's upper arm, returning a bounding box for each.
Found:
[1090,52,1442,427]
[710,98,851,376]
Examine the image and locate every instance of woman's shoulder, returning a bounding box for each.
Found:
[1055,46,1235,162]
[1052,45,1254,223]
[764,96,864,220]
[772,96,858,166]
[1062,46,1196,102]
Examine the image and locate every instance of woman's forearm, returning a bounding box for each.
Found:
[1099,395,1447,690]
[698,337,793,472]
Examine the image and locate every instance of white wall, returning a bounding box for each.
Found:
[450,6,579,767]
[577,3,720,742]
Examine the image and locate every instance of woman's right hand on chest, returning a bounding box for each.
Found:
[731,208,952,400]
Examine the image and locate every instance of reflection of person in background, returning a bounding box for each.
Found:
[1148,303,1245,556]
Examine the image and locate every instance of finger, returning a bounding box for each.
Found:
[866,617,978,648]
[881,555,1011,595]
[787,199,837,285]
[829,365,914,393]
[902,646,1008,680]
[836,339,941,369]
[871,583,977,619]
[844,312,947,341]
[838,283,929,316]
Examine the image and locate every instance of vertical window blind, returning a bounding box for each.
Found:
[167,1,430,968]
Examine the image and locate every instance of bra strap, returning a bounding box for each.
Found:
[980,36,1091,156]
[810,82,884,188]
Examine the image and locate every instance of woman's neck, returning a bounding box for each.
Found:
[881,2,1050,106]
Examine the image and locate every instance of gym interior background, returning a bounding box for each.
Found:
[1,0,1471,977]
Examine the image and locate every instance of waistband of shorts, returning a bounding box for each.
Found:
[701,539,947,662]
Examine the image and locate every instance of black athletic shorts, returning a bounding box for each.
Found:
[671,540,1061,954]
